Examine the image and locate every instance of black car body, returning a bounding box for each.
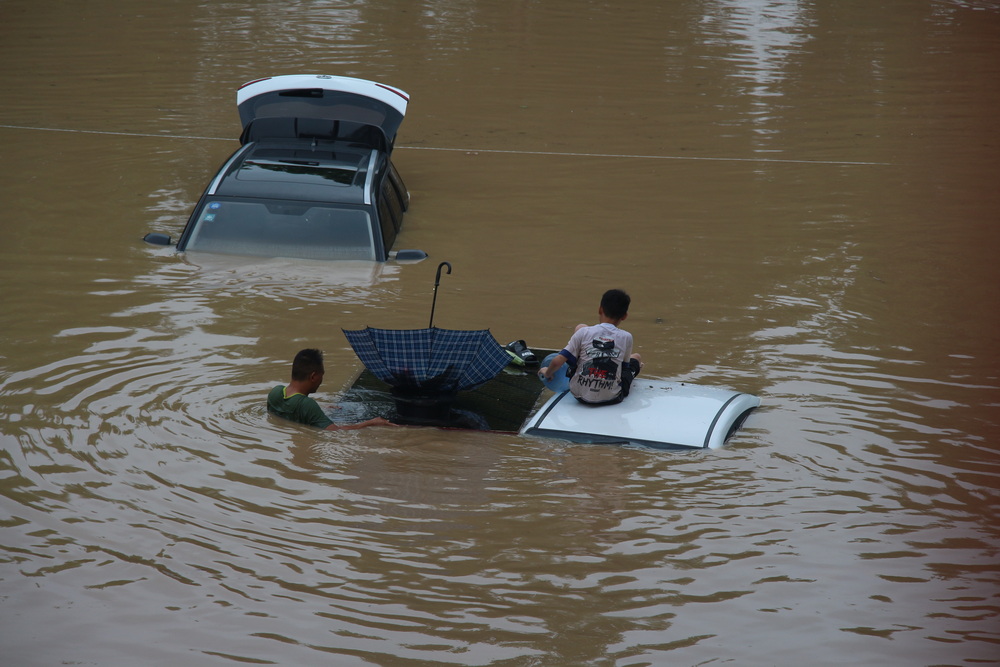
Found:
[166,75,416,262]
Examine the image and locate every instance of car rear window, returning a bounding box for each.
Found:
[238,158,358,187]
[184,200,376,260]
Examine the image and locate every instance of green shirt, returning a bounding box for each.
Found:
[267,385,333,429]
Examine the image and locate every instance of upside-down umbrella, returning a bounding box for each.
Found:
[342,262,512,423]
[342,325,511,395]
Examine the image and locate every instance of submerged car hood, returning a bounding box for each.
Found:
[236,74,409,150]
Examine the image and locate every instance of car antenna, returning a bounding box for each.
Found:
[428,261,452,328]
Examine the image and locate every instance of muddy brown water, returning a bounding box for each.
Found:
[2,1,999,665]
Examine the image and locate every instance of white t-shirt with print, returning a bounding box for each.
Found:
[563,322,633,404]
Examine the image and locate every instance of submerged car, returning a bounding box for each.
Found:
[145,74,425,261]
[337,343,761,448]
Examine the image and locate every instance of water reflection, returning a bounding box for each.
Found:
[937,0,1000,10]
[706,0,812,94]
[167,252,401,296]
[703,0,813,144]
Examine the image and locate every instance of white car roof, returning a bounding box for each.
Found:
[521,379,761,449]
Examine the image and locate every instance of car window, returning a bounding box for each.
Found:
[377,194,396,252]
[388,162,409,212]
[239,158,357,186]
[184,200,376,260]
[382,175,404,233]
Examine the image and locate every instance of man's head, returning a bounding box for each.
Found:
[291,348,325,390]
[600,289,631,321]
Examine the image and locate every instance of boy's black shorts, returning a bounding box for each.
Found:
[621,358,641,397]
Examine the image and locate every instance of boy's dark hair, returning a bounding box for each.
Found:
[601,289,631,320]
[291,348,325,381]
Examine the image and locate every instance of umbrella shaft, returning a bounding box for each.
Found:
[429,261,452,328]
[429,289,439,328]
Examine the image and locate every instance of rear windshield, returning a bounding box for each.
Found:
[184,200,376,260]
[238,158,358,187]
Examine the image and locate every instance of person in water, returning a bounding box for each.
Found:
[267,348,393,430]
[540,289,643,405]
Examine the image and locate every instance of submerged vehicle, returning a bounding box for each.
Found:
[520,378,760,449]
[145,74,425,261]
[337,271,759,448]
[340,347,760,449]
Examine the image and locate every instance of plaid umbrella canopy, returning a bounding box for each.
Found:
[343,326,511,394]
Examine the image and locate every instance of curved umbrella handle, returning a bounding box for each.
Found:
[429,261,452,328]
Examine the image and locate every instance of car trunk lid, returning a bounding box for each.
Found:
[236,75,408,151]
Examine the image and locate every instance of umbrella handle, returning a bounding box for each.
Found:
[429,261,452,328]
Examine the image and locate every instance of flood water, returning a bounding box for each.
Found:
[2,1,999,665]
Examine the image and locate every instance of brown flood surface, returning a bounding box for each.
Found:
[1,1,999,665]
